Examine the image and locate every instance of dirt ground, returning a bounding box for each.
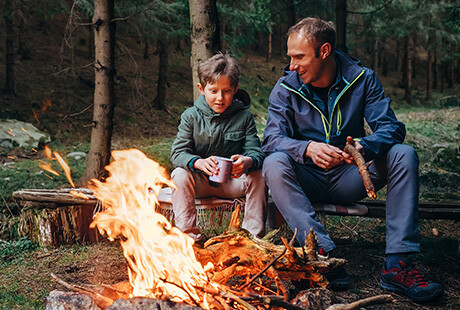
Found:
[5,216,458,310]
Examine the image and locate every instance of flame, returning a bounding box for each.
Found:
[44,146,52,159]
[89,149,215,307]
[39,162,60,176]
[53,152,75,188]
[42,98,52,114]
[39,146,75,188]
[69,190,89,199]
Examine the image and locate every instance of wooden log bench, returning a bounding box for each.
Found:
[13,188,460,247]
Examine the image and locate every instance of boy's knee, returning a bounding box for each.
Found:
[171,167,193,185]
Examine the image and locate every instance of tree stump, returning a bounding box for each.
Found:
[14,189,101,247]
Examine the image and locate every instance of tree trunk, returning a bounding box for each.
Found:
[403,34,413,103]
[81,0,116,184]
[336,0,347,52]
[4,0,16,96]
[426,37,434,101]
[372,39,379,73]
[143,40,149,60]
[396,39,403,72]
[433,48,440,89]
[448,49,454,88]
[189,0,220,100]
[154,38,168,111]
[286,0,296,27]
[266,32,272,63]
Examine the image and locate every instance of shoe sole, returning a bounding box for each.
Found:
[380,280,444,302]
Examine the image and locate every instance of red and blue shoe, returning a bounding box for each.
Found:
[380,260,443,302]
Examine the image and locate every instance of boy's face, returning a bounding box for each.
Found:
[197,75,238,114]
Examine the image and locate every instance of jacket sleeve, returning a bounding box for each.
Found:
[262,80,311,164]
[170,110,200,169]
[241,112,265,170]
[360,69,406,161]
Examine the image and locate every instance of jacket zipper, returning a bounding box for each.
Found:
[281,69,365,143]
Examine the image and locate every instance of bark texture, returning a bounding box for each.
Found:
[81,0,116,184]
[189,0,220,100]
[4,0,16,95]
[335,0,347,52]
[154,38,168,110]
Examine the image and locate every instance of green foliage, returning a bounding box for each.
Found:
[0,237,37,265]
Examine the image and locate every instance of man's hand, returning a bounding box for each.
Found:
[194,156,218,176]
[230,154,253,178]
[306,141,345,169]
[342,138,364,165]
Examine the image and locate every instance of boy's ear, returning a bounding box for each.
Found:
[197,83,205,95]
[233,83,239,94]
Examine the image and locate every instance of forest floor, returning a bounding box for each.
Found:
[0,215,459,309]
[0,12,459,309]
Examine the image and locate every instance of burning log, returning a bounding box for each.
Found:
[343,136,376,199]
[193,205,345,295]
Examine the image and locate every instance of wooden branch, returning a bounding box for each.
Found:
[343,136,376,199]
[50,273,114,309]
[238,229,297,290]
[326,294,395,310]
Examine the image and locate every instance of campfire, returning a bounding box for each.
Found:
[46,149,393,310]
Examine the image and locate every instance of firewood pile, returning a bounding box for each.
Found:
[47,206,394,310]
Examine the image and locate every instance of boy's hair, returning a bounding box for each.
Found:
[287,17,336,57]
[197,53,240,88]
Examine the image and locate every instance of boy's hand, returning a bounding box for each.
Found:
[194,156,218,176]
[230,154,253,178]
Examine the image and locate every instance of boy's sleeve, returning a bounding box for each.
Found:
[170,111,200,169]
[242,112,265,170]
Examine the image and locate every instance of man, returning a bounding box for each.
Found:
[262,17,443,302]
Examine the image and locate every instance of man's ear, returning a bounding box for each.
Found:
[197,83,205,95]
[320,43,332,59]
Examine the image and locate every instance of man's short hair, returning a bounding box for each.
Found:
[287,17,336,57]
[197,53,240,88]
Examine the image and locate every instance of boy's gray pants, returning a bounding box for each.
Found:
[171,168,267,241]
[263,144,420,254]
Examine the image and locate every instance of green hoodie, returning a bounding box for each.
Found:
[171,93,264,171]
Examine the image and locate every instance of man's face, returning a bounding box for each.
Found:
[198,75,238,114]
[287,32,326,86]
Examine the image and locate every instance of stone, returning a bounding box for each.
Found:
[0,119,50,150]
[107,298,202,310]
[45,290,101,310]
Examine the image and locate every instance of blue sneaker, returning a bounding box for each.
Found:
[380,260,443,302]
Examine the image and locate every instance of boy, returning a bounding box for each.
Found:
[170,53,267,243]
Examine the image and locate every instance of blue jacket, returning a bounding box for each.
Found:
[262,50,406,164]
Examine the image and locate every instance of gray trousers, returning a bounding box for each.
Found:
[263,144,420,254]
[171,167,267,240]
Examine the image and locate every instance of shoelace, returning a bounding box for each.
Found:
[406,268,429,287]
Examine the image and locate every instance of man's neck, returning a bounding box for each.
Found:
[311,56,337,88]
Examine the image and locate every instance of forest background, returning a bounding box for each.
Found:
[0,0,459,309]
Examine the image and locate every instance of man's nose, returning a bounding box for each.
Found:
[217,91,224,100]
[289,60,298,71]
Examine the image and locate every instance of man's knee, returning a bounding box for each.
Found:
[263,152,292,177]
[387,144,419,169]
